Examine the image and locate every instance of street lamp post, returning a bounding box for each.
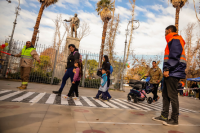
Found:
[120,20,140,91]
[3,0,21,77]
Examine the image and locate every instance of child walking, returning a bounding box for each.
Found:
[94,68,110,100]
[67,60,82,100]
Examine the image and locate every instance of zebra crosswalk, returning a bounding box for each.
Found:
[0,90,198,113]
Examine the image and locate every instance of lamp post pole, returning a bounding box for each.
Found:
[3,0,21,77]
[120,20,140,91]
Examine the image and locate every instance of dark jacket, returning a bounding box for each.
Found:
[163,33,186,79]
[192,83,199,92]
[66,50,79,69]
[102,62,110,71]
[191,83,198,88]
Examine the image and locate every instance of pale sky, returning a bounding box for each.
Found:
[0,0,199,56]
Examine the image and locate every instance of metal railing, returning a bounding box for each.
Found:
[0,40,124,89]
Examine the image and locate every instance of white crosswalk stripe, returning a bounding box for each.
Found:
[29,93,46,103]
[81,96,96,107]
[123,100,152,111]
[103,101,119,108]
[92,98,109,108]
[0,90,198,113]
[0,90,12,94]
[61,95,68,105]
[12,92,35,102]
[138,102,162,111]
[72,97,83,106]
[114,99,145,110]
[110,99,129,109]
[45,94,56,104]
[0,91,23,101]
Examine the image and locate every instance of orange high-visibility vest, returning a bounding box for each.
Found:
[164,33,186,64]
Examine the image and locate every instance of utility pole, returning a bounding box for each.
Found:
[3,0,21,77]
[120,20,140,91]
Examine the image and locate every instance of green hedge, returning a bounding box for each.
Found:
[80,78,101,89]
[8,71,61,85]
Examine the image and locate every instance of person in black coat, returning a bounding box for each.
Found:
[53,44,80,96]
[101,55,112,100]
[191,82,198,98]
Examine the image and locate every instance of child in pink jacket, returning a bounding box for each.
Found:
[67,60,82,100]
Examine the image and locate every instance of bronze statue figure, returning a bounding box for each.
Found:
[64,13,80,38]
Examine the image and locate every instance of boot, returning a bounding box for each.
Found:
[17,84,22,89]
[52,91,61,96]
[19,85,27,90]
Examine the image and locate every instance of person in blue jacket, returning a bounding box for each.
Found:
[152,25,187,126]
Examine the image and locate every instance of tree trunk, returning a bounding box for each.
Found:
[175,6,180,33]
[99,20,108,67]
[31,2,45,46]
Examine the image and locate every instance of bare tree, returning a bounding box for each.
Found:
[184,22,200,78]
[125,55,162,80]
[126,0,136,63]
[53,14,69,49]
[104,14,120,64]
[77,22,90,41]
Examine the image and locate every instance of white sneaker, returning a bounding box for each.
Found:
[67,97,71,100]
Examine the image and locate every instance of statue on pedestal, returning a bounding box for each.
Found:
[64,13,80,38]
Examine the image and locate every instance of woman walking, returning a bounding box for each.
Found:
[101,55,112,100]
[53,44,80,96]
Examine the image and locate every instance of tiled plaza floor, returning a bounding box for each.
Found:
[0,80,200,133]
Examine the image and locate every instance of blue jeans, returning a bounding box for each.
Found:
[59,67,74,93]
[180,90,183,95]
[96,90,107,100]
[106,91,111,99]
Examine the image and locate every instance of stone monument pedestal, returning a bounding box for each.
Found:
[63,36,80,62]
[65,37,80,54]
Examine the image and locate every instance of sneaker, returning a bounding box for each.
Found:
[108,97,112,101]
[163,119,178,126]
[93,97,98,100]
[52,91,61,96]
[101,99,107,102]
[67,97,71,100]
[152,115,168,122]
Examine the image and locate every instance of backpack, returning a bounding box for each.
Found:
[73,51,82,63]
[107,62,113,74]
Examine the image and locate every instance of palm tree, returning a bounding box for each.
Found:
[31,0,58,46]
[170,0,188,33]
[96,0,114,67]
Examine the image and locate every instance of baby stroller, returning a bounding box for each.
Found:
[127,79,153,104]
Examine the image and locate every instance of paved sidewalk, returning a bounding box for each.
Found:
[0,80,200,133]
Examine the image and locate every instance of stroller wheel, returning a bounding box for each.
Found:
[127,94,132,101]
[133,95,138,103]
[147,97,153,104]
